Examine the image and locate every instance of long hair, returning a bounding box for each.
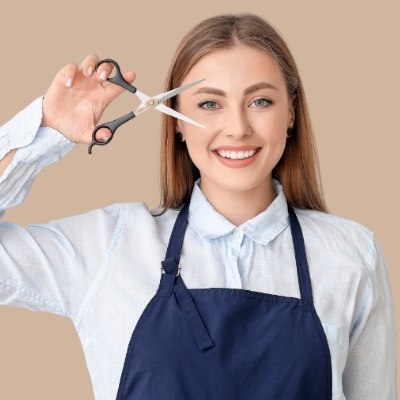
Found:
[156,13,328,215]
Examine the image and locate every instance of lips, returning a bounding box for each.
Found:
[212,145,261,152]
[212,146,262,168]
[212,147,262,159]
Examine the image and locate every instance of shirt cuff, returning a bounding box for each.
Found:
[1,95,78,160]
[0,95,43,159]
[0,96,77,211]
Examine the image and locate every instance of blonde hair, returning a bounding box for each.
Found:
[156,12,328,215]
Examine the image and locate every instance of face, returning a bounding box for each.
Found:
[175,44,295,197]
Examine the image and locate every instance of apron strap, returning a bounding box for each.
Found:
[159,202,215,351]
[174,276,215,350]
[165,203,190,267]
[287,204,315,311]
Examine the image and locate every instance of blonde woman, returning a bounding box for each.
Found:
[0,13,396,400]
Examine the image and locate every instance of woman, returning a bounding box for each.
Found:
[0,13,396,400]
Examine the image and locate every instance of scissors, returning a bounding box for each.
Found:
[88,58,205,154]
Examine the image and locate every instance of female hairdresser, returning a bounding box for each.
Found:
[0,13,397,400]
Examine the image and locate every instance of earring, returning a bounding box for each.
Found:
[176,131,185,142]
[287,127,294,138]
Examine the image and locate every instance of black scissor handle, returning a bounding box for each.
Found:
[95,58,137,95]
[88,111,136,154]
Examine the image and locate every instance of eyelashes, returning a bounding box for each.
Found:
[198,100,217,110]
[197,97,274,111]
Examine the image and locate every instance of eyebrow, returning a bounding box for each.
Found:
[192,81,278,96]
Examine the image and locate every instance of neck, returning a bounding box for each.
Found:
[199,176,277,226]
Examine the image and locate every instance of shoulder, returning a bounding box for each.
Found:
[116,202,180,221]
[293,207,377,272]
[90,202,180,220]
[100,202,181,231]
[293,207,374,239]
[62,202,181,249]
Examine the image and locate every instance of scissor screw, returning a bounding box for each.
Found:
[149,100,154,105]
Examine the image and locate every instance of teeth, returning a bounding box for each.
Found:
[217,149,257,160]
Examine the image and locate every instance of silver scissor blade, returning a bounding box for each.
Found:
[156,79,206,104]
[154,103,205,128]
[134,89,150,103]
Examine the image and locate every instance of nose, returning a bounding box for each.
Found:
[223,106,252,139]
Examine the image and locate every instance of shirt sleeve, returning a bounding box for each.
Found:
[0,95,118,322]
[0,95,77,216]
[342,234,398,399]
[0,203,123,322]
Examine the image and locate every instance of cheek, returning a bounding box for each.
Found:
[266,127,287,153]
[251,118,287,161]
[185,133,213,166]
[252,110,286,130]
[268,132,288,165]
[253,120,286,146]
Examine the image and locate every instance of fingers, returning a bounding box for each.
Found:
[78,53,113,82]
[93,127,113,143]
[103,70,136,107]
[58,62,78,88]
[79,53,99,77]
[94,58,116,83]
[60,54,116,88]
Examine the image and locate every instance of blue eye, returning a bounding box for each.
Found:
[198,100,218,110]
[251,98,273,108]
[197,98,273,111]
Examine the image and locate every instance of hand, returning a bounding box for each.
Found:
[41,54,136,144]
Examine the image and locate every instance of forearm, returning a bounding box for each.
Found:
[0,96,77,212]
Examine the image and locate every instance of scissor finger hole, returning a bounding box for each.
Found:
[99,66,117,88]
[94,127,113,142]
[105,64,118,80]
[96,60,118,80]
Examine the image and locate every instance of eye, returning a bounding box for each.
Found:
[198,100,219,111]
[251,98,273,108]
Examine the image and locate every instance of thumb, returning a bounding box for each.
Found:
[103,70,136,107]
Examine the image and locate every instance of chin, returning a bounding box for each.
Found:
[211,174,269,194]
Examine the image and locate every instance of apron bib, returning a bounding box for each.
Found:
[115,201,332,399]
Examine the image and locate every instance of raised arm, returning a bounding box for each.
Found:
[0,54,136,211]
[0,54,136,316]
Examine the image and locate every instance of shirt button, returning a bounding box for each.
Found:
[232,229,240,238]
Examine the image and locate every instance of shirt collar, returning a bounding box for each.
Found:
[188,177,290,245]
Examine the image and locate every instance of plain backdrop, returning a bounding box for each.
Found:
[0,0,399,398]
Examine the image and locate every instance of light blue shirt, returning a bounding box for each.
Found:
[0,96,397,400]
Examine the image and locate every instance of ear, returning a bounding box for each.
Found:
[175,119,184,133]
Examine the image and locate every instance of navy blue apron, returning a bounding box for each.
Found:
[116,200,332,399]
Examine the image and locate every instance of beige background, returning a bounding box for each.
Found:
[0,0,399,398]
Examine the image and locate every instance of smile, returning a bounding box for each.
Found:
[216,149,257,160]
[212,147,262,168]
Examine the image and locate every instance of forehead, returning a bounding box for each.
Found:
[182,45,286,92]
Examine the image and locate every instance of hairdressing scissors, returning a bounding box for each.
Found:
[88,58,205,154]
